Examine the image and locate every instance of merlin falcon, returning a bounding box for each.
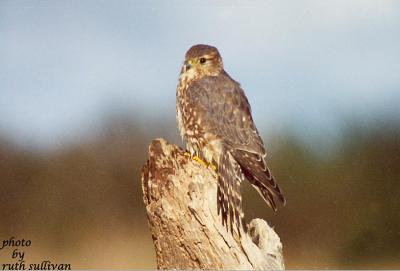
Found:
[176,44,285,234]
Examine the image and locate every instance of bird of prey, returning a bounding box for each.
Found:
[176,44,285,234]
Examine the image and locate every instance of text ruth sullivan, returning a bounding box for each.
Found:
[3,260,71,270]
[1,237,71,270]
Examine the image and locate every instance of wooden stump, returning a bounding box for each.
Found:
[141,138,284,269]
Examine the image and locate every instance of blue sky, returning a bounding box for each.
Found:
[1,0,399,149]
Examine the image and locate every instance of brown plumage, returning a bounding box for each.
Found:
[176,44,285,235]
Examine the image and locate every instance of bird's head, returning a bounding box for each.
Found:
[180,44,224,82]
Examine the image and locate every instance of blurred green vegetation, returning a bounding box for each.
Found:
[0,116,399,269]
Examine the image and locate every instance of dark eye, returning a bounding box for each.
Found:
[199,57,206,64]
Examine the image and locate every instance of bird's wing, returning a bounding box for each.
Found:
[187,74,264,153]
[187,74,285,212]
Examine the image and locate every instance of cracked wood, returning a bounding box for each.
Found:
[141,138,285,270]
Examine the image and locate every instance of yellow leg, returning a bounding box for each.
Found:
[208,163,217,172]
[184,152,217,171]
[192,155,209,168]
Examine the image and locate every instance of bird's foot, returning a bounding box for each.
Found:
[193,156,218,171]
[208,162,217,172]
[184,152,217,171]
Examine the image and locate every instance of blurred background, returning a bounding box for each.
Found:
[1,0,399,269]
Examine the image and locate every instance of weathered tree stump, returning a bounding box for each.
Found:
[141,138,284,269]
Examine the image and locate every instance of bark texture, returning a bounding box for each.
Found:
[141,138,284,270]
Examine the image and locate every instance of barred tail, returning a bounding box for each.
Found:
[217,149,247,235]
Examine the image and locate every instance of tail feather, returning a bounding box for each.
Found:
[232,149,285,209]
[251,180,277,211]
[217,149,246,235]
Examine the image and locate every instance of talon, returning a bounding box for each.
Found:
[184,151,217,172]
[193,156,218,172]
[209,164,217,172]
[192,156,208,168]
